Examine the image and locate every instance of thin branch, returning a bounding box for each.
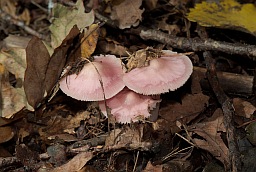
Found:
[203,51,241,171]
[0,9,46,40]
[94,13,256,60]
[139,29,256,60]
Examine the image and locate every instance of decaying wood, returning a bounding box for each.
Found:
[193,67,254,96]
[203,51,241,172]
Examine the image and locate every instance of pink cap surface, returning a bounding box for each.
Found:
[99,88,161,123]
[123,50,193,95]
[59,55,125,101]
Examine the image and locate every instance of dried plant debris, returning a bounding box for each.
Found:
[0,64,27,118]
[110,0,144,29]
[189,109,228,164]
[49,0,94,48]
[1,0,256,171]
[105,125,152,151]
[24,26,80,109]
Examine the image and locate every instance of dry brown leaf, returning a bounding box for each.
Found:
[0,0,30,25]
[190,108,228,164]
[39,111,90,139]
[0,146,12,157]
[245,122,256,145]
[24,37,50,109]
[2,35,30,49]
[15,144,39,168]
[80,23,100,59]
[78,165,99,172]
[0,48,26,84]
[1,64,26,118]
[47,144,67,166]
[144,0,158,10]
[44,26,80,95]
[0,126,14,143]
[105,125,152,150]
[0,48,27,117]
[24,26,80,109]
[50,152,94,172]
[190,67,205,94]
[233,98,256,118]
[160,93,209,124]
[142,161,163,172]
[110,0,144,29]
[157,17,180,35]
[97,40,127,56]
[18,128,30,143]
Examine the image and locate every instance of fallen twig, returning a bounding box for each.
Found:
[95,12,256,60]
[0,9,46,40]
[68,133,108,150]
[139,29,256,60]
[203,51,241,171]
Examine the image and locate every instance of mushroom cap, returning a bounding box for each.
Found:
[59,55,125,101]
[123,50,193,95]
[99,88,161,123]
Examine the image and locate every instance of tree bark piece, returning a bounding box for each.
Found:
[193,67,253,96]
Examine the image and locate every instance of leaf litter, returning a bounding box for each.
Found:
[0,0,256,171]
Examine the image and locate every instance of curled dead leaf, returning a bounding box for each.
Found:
[0,0,30,25]
[190,108,228,164]
[80,23,100,59]
[1,64,26,118]
[0,126,14,143]
[50,152,94,172]
[24,37,50,109]
[110,0,144,29]
[233,98,256,118]
[24,26,80,109]
[105,125,152,151]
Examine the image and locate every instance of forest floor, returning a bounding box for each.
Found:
[1,0,256,171]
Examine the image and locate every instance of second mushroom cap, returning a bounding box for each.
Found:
[123,50,193,95]
[59,55,125,101]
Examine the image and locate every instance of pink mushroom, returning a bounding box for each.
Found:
[123,50,193,95]
[99,88,161,123]
[59,55,125,101]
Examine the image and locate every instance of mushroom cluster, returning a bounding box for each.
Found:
[59,49,193,123]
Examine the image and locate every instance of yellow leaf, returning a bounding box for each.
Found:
[80,23,100,59]
[187,0,256,36]
[0,63,4,74]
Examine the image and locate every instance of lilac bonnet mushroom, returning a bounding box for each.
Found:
[99,88,161,123]
[59,55,125,101]
[123,50,193,95]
